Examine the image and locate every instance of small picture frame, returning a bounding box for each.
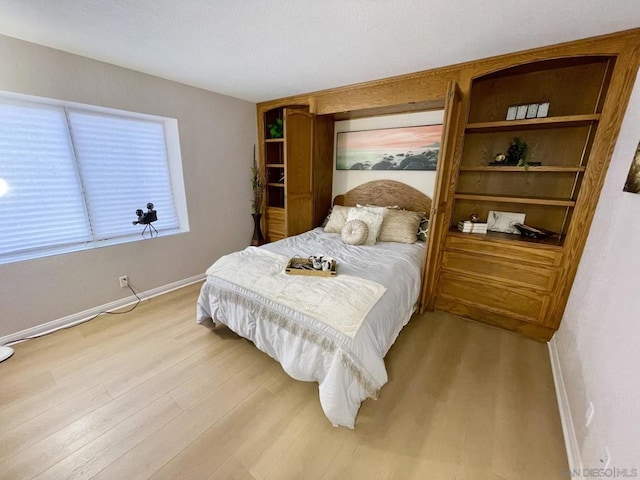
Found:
[537,102,550,118]
[506,106,518,121]
[515,105,528,120]
[487,211,526,235]
[526,103,539,118]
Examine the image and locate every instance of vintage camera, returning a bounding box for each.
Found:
[132,202,158,225]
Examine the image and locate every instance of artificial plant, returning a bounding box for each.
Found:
[507,137,529,168]
[251,145,265,214]
[268,118,283,139]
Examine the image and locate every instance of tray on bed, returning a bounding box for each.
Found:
[285,257,337,277]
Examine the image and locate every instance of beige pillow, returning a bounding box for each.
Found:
[379,209,424,243]
[341,219,369,245]
[346,208,384,246]
[324,205,353,233]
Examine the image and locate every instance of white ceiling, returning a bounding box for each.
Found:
[0,1,638,103]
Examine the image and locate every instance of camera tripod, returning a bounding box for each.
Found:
[140,222,159,238]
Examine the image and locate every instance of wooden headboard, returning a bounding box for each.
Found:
[333,180,432,214]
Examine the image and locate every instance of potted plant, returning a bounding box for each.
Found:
[268,118,283,139]
[250,145,266,245]
[507,137,529,168]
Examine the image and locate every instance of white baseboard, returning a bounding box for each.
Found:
[1,274,206,346]
[548,337,583,478]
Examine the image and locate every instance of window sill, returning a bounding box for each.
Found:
[0,228,188,266]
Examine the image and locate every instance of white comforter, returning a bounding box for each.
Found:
[196,228,424,428]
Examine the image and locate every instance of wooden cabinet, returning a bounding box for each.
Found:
[256,29,640,341]
[436,56,618,340]
[452,57,613,242]
[261,106,334,242]
[436,232,561,339]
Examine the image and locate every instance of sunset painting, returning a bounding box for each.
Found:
[336,125,442,171]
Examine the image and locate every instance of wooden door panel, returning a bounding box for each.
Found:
[421,81,463,312]
[285,108,314,235]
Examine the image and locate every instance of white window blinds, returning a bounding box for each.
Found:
[67,110,178,239]
[0,94,183,263]
[0,101,91,257]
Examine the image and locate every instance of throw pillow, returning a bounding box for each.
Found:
[417,216,429,242]
[341,219,369,245]
[321,208,332,228]
[355,204,387,240]
[379,209,423,244]
[324,205,353,233]
[346,208,384,246]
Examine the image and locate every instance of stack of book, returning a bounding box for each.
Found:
[458,221,488,234]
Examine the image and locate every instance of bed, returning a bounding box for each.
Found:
[196,180,431,428]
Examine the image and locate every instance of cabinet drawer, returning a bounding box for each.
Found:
[442,251,557,291]
[438,272,549,323]
[266,207,286,240]
[435,297,555,341]
[268,232,285,242]
[445,234,562,266]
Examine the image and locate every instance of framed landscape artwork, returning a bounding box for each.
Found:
[623,140,640,194]
[336,125,442,171]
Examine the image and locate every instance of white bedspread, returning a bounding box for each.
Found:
[205,247,387,338]
[197,228,424,428]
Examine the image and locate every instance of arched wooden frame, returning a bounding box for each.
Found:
[333,180,432,214]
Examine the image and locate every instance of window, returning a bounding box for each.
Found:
[0,92,188,264]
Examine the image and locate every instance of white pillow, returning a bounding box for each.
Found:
[355,205,387,240]
[341,219,369,245]
[324,205,353,233]
[346,208,383,246]
[356,204,388,215]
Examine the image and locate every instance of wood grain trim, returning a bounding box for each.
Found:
[333,180,433,312]
[333,180,432,213]
[421,81,463,312]
[444,234,563,266]
[547,42,640,326]
[465,114,600,132]
[435,297,554,342]
[257,29,639,112]
[459,166,586,172]
[453,193,576,207]
[265,207,286,241]
[437,272,550,324]
[442,250,558,292]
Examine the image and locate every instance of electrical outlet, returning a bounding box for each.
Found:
[600,447,611,469]
[585,402,595,428]
[119,275,129,288]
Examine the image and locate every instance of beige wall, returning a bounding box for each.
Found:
[0,35,256,337]
[554,73,640,470]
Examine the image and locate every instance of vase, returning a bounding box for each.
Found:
[251,213,265,246]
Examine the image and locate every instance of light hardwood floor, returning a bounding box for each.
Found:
[0,282,568,479]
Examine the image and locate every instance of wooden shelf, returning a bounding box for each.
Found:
[465,114,600,133]
[266,163,285,168]
[448,227,564,248]
[265,138,284,143]
[267,183,285,188]
[459,166,586,172]
[454,193,576,207]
